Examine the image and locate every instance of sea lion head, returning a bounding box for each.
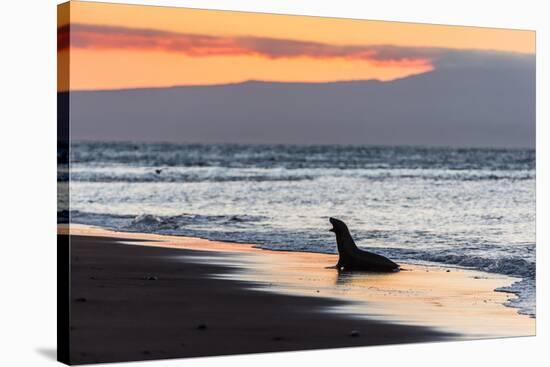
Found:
[329,217,348,234]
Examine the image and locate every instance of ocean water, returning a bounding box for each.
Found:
[64,142,536,317]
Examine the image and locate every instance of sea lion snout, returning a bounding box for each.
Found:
[329,217,345,232]
[329,217,337,232]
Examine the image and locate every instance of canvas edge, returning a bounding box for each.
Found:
[57,1,71,365]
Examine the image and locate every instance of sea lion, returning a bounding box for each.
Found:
[329,217,400,272]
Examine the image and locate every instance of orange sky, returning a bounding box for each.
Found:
[58,1,535,91]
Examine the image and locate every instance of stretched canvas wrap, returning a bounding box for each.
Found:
[57,1,536,364]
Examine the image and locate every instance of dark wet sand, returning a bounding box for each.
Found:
[66,235,452,364]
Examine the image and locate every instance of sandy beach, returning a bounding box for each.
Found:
[61,225,535,364]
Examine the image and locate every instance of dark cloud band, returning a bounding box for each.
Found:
[57,23,533,69]
[57,23,434,67]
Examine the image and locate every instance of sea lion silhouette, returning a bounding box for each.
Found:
[329,217,400,272]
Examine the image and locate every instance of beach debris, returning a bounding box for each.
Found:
[196,323,208,330]
[446,269,451,272]
[155,169,162,174]
[349,330,360,337]
[75,297,87,303]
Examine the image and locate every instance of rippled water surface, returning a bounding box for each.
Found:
[65,142,536,317]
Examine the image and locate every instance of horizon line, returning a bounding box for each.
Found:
[69,139,535,151]
[60,71,431,93]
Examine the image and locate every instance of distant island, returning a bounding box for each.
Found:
[64,54,534,148]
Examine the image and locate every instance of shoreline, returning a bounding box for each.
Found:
[65,232,456,364]
[62,217,536,320]
[62,225,534,340]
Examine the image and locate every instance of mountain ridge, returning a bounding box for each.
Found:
[65,61,535,148]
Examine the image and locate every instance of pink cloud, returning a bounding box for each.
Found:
[58,23,436,67]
